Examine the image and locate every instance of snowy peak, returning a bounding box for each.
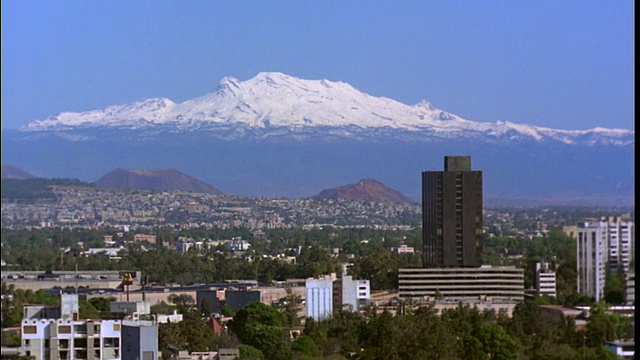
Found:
[21,72,633,146]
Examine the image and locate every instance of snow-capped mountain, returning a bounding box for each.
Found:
[22,72,633,146]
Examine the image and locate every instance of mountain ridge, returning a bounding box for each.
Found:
[20,72,632,146]
[95,168,224,195]
[1,165,35,179]
[314,178,416,204]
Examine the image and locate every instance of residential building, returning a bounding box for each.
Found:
[20,294,158,360]
[422,156,483,268]
[569,217,634,301]
[625,269,634,306]
[535,260,557,298]
[333,275,371,313]
[575,221,613,301]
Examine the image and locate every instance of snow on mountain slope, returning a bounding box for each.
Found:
[22,72,633,145]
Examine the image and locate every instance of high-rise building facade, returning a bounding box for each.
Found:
[422,156,483,267]
[576,221,609,301]
[573,217,635,302]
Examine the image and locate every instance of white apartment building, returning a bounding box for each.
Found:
[305,275,335,321]
[605,217,634,275]
[21,294,158,360]
[574,218,634,302]
[334,275,371,313]
[535,261,557,298]
[576,221,608,301]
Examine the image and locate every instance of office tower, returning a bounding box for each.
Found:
[422,156,483,267]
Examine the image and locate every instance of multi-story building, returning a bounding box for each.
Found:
[333,275,371,313]
[398,266,524,303]
[422,156,483,268]
[305,275,336,321]
[576,221,609,301]
[535,260,557,298]
[21,294,158,360]
[626,269,635,306]
[572,217,634,302]
[604,217,634,275]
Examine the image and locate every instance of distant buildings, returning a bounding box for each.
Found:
[422,156,483,268]
[568,217,635,302]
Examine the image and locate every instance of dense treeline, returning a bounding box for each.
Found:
[0,227,421,287]
[155,298,630,359]
[1,178,94,202]
[0,227,619,305]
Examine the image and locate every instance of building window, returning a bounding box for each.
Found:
[23,326,37,334]
[58,325,71,334]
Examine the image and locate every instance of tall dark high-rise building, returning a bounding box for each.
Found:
[422,156,483,267]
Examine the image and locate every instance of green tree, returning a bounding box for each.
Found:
[603,274,625,305]
[227,302,290,360]
[291,335,322,357]
[201,298,212,317]
[471,323,519,360]
[349,248,398,290]
[239,344,264,359]
[585,302,621,347]
[79,300,100,319]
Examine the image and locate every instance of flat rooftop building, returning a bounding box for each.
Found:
[398,266,524,303]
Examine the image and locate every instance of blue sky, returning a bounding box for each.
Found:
[1,1,634,130]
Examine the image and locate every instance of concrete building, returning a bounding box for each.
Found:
[604,340,634,359]
[305,275,336,321]
[535,261,557,298]
[570,217,634,301]
[575,221,613,301]
[625,269,635,306]
[109,301,151,319]
[422,156,483,268]
[20,294,158,360]
[333,275,371,313]
[604,217,634,276]
[225,290,261,312]
[398,266,524,302]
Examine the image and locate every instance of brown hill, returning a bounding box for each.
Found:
[1,165,35,179]
[96,168,224,194]
[314,179,415,204]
